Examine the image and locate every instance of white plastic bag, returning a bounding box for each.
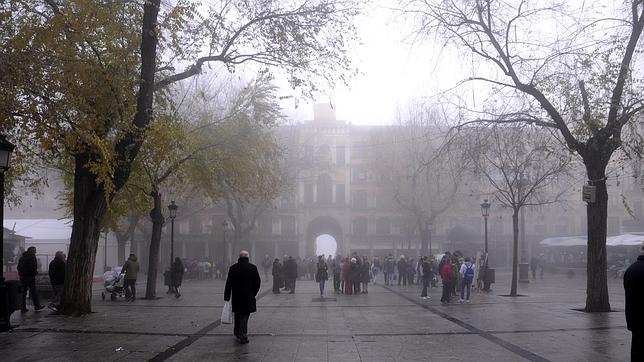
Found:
[221,301,233,324]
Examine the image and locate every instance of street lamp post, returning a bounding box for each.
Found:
[426,221,433,256]
[480,199,494,291]
[0,135,16,332]
[168,201,178,265]
[480,199,491,257]
[222,220,230,273]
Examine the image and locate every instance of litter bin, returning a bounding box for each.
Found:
[483,267,495,291]
[5,280,22,314]
[163,270,171,287]
[0,280,22,331]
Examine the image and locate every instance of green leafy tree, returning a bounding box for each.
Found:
[1,0,361,315]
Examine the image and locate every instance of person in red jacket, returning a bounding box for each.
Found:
[440,256,453,304]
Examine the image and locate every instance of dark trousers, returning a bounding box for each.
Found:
[353,280,360,294]
[124,279,136,300]
[272,277,281,293]
[421,277,430,297]
[398,273,407,286]
[288,278,296,292]
[333,273,341,291]
[441,281,451,302]
[20,277,41,309]
[633,331,643,362]
[50,284,64,307]
[234,313,250,340]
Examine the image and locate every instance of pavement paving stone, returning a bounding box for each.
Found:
[0,270,633,361]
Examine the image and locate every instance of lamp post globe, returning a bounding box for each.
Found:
[0,135,15,332]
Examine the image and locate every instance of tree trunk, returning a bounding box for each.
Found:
[584,161,611,312]
[510,210,519,296]
[116,235,127,266]
[60,153,107,316]
[419,225,429,256]
[145,190,164,299]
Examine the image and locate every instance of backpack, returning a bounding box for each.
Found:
[463,264,474,282]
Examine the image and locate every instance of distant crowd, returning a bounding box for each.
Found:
[264,250,491,304]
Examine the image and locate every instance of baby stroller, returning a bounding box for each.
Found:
[101,266,126,301]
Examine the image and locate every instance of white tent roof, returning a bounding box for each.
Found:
[3,219,73,241]
[539,234,644,247]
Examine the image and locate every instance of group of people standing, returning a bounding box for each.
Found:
[438,251,482,304]
[17,246,66,312]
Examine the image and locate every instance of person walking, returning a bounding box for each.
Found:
[122,254,139,302]
[397,255,407,286]
[420,256,432,300]
[272,258,282,294]
[171,257,184,298]
[624,244,644,361]
[361,256,371,294]
[285,256,298,294]
[342,257,352,294]
[18,246,43,312]
[332,256,341,293]
[371,256,380,284]
[384,255,395,286]
[47,251,66,311]
[261,255,272,282]
[440,255,453,304]
[316,255,329,297]
[459,257,475,303]
[224,250,261,345]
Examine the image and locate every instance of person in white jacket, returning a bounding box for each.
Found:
[459,257,476,303]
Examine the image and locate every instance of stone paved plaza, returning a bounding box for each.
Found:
[0,270,631,361]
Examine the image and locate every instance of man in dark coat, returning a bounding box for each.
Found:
[271,258,282,294]
[48,251,66,311]
[224,250,261,344]
[18,246,43,312]
[171,257,184,298]
[284,256,298,294]
[624,245,644,361]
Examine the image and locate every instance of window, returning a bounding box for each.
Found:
[317,174,333,204]
[376,217,390,234]
[352,190,367,209]
[336,184,345,204]
[258,216,272,235]
[282,216,296,235]
[353,217,368,235]
[351,166,368,183]
[304,184,314,203]
[317,145,331,164]
[336,145,346,165]
[351,143,367,159]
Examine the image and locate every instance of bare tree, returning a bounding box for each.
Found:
[402,0,644,312]
[458,125,572,296]
[371,103,464,255]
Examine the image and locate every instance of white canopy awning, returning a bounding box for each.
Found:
[539,234,644,247]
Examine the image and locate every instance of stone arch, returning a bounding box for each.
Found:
[305,216,343,257]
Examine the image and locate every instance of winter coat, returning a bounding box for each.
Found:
[171,260,184,287]
[224,257,261,314]
[384,258,395,273]
[272,260,282,279]
[440,262,453,282]
[284,258,298,279]
[48,257,66,285]
[397,259,407,274]
[421,261,433,280]
[315,262,328,282]
[624,255,644,331]
[18,251,38,278]
[361,261,371,283]
[122,255,140,280]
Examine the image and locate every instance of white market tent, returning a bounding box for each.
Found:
[539,234,644,247]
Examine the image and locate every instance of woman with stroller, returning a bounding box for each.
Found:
[171,257,184,298]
